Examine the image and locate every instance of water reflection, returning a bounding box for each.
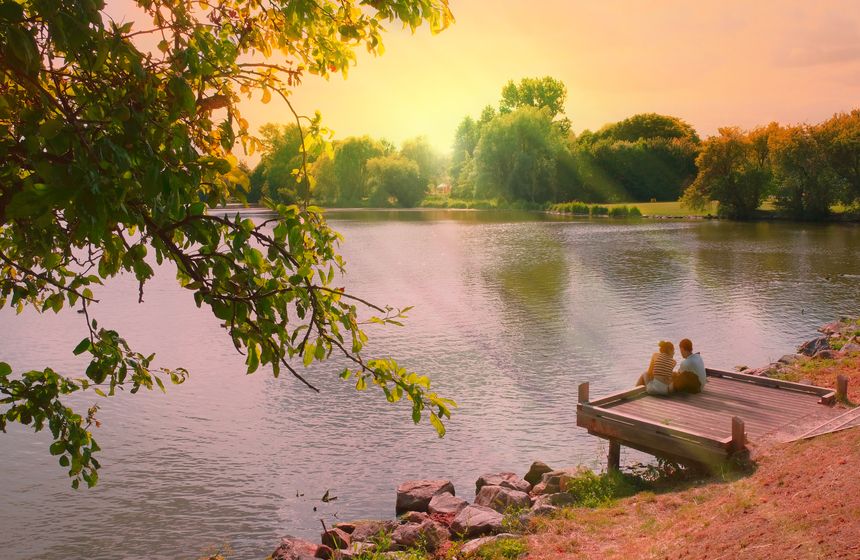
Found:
[1,212,859,560]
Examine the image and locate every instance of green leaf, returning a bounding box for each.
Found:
[429,412,445,437]
[246,344,260,374]
[72,338,91,355]
[0,362,10,377]
[50,441,65,455]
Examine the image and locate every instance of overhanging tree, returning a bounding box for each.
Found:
[0,0,455,488]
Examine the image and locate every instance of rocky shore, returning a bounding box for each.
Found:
[269,461,596,559]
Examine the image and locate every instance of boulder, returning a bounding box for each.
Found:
[841,342,860,354]
[532,467,589,495]
[450,504,504,538]
[321,528,351,550]
[391,518,450,552]
[777,354,800,365]
[349,520,398,543]
[333,522,356,534]
[533,492,576,508]
[395,479,455,514]
[814,349,837,360]
[475,472,531,494]
[798,337,830,357]
[399,511,429,524]
[523,461,553,487]
[474,485,532,513]
[271,537,332,560]
[428,493,468,516]
[459,533,521,556]
[819,321,843,334]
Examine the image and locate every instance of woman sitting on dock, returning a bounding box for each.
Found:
[636,340,676,395]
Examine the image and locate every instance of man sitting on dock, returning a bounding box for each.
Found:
[672,338,706,393]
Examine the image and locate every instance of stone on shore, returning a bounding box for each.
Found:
[778,354,800,365]
[321,528,351,550]
[798,337,830,357]
[399,511,429,524]
[391,518,450,551]
[474,485,532,513]
[819,321,843,334]
[814,349,837,360]
[395,480,455,514]
[531,467,587,495]
[332,542,375,560]
[523,461,553,487]
[841,342,860,354]
[450,504,504,538]
[348,520,398,543]
[459,533,521,556]
[428,492,468,516]
[475,472,531,494]
[271,537,332,560]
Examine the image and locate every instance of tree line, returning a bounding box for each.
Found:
[249,77,859,220]
[681,111,860,219]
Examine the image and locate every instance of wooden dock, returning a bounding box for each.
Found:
[577,368,845,469]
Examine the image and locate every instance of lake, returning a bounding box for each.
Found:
[2,209,859,560]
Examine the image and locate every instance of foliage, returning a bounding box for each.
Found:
[249,123,309,203]
[474,106,565,203]
[590,113,700,144]
[331,136,387,203]
[818,110,860,203]
[681,126,774,219]
[367,155,427,207]
[563,469,643,508]
[499,76,570,133]
[0,0,454,487]
[770,124,846,220]
[400,136,445,188]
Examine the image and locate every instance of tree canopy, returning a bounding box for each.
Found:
[0,0,454,488]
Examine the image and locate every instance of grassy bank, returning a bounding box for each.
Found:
[524,349,860,560]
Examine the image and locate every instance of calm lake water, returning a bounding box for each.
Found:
[2,210,859,560]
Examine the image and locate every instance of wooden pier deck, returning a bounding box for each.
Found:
[577,368,845,468]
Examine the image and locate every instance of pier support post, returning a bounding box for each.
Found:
[731,416,746,453]
[837,375,849,402]
[578,382,590,404]
[607,440,621,472]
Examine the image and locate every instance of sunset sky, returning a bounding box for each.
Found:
[116,0,860,156]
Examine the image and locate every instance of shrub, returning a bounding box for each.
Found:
[609,206,629,217]
[628,206,643,217]
[590,205,609,216]
[564,469,642,507]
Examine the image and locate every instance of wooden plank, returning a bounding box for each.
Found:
[613,393,790,425]
[611,399,732,435]
[706,368,832,397]
[608,440,620,472]
[703,377,822,405]
[578,403,732,446]
[588,386,646,406]
[578,412,729,465]
[578,382,590,404]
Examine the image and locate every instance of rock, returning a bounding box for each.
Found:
[321,528,351,550]
[395,479,455,514]
[333,522,356,534]
[349,520,398,543]
[459,533,521,556]
[798,337,830,356]
[841,342,860,354]
[428,493,468,516]
[474,485,532,513]
[531,467,587,495]
[476,472,531,494]
[814,349,837,360]
[777,354,800,365]
[271,537,331,560]
[523,461,553,487]
[450,504,504,538]
[537,492,577,507]
[391,518,450,552]
[819,320,843,334]
[399,511,429,524]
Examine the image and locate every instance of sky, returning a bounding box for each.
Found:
[115,0,860,156]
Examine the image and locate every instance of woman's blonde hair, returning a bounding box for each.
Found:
[658,340,674,355]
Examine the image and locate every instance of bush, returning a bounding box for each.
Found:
[590,205,609,216]
[564,469,642,507]
[628,206,643,217]
[609,206,629,217]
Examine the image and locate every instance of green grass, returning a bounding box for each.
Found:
[470,537,527,560]
[603,200,718,217]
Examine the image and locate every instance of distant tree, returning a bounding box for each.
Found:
[818,110,860,205]
[594,113,700,144]
[333,136,385,203]
[681,127,773,219]
[449,116,480,186]
[367,155,426,207]
[770,125,845,219]
[499,76,570,133]
[400,136,443,187]
[310,149,338,204]
[474,106,565,203]
[251,124,305,203]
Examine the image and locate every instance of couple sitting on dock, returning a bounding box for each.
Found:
[636,338,706,396]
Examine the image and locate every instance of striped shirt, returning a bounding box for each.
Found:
[650,352,676,387]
